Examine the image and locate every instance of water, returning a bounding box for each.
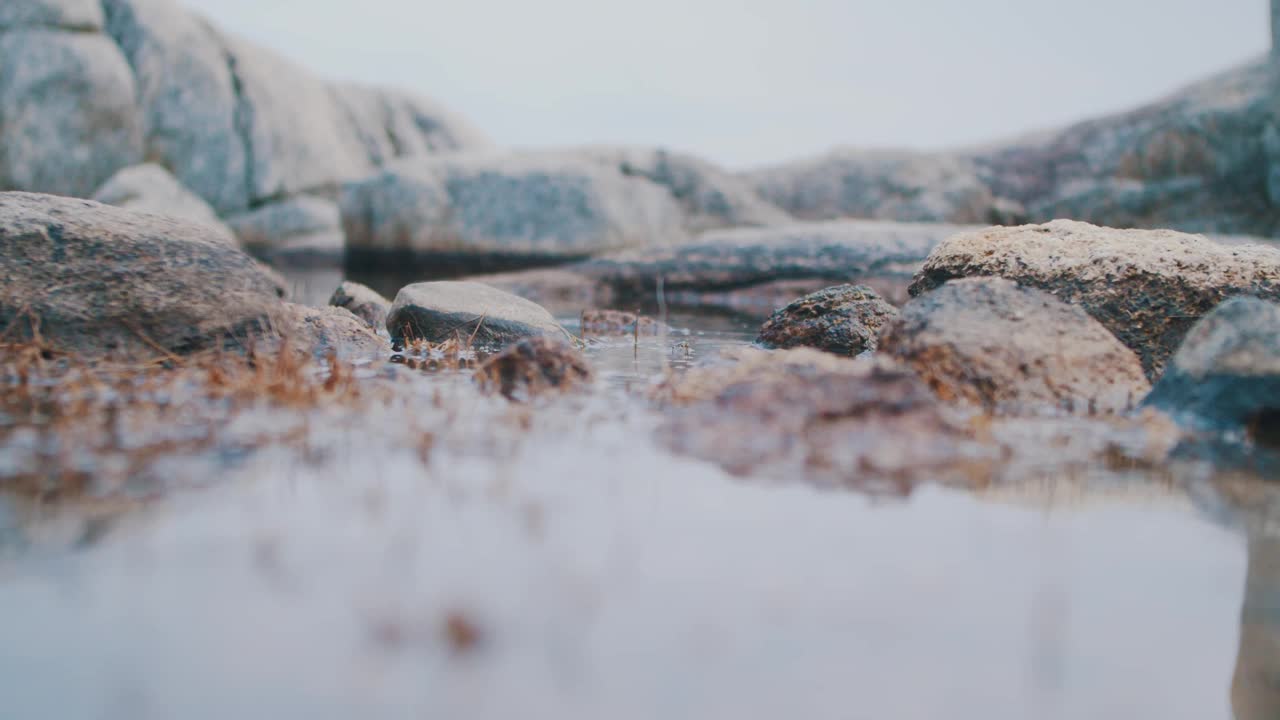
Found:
[0,268,1274,720]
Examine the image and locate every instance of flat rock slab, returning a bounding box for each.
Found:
[881,277,1150,414]
[386,281,565,348]
[757,284,898,355]
[910,220,1280,379]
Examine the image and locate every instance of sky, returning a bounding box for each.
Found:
[182,0,1269,169]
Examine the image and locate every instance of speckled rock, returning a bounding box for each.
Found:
[275,304,389,362]
[225,196,344,263]
[757,284,898,355]
[386,281,565,348]
[910,220,1280,378]
[474,337,593,401]
[0,192,287,360]
[91,164,236,245]
[329,281,392,332]
[881,277,1150,414]
[0,0,103,31]
[1144,296,1280,434]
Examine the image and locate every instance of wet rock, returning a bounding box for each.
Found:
[0,29,143,198]
[474,337,593,401]
[882,277,1150,414]
[226,196,343,264]
[386,281,566,348]
[0,0,103,31]
[910,220,1280,378]
[654,348,993,482]
[274,304,389,361]
[579,309,665,337]
[1144,297,1280,435]
[757,284,898,355]
[0,192,286,360]
[341,152,687,258]
[329,281,391,331]
[91,164,236,245]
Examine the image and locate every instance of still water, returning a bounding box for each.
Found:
[0,268,1271,719]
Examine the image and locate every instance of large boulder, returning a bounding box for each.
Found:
[0,29,143,198]
[342,153,688,259]
[0,192,286,360]
[385,281,566,348]
[1144,296,1280,434]
[91,163,236,245]
[757,284,898,355]
[910,220,1280,378]
[225,195,343,263]
[0,0,102,31]
[881,277,1150,414]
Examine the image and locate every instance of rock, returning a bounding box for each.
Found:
[575,146,791,231]
[341,152,688,259]
[881,277,1150,414]
[274,304,389,362]
[386,281,566,348]
[0,30,143,198]
[756,284,898,355]
[0,0,102,31]
[329,281,391,331]
[1144,297,1280,435]
[91,164,236,245]
[225,196,343,263]
[653,348,993,482]
[579,309,665,337]
[910,220,1280,378]
[473,337,593,401]
[746,149,1012,225]
[0,192,287,360]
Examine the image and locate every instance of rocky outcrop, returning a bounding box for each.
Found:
[329,281,391,331]
[756,284,898,355]
[225,196,343,263]
[91,163,235,244]
[0,0,103,31]
[0,192,286,360]
[474,337,593,401]
[910,220,1280,378]
[0,28,143,198]
[882,277,1150,414]
[386,281,566,348]
[341,152,688,259]
[1144,296,1280,435]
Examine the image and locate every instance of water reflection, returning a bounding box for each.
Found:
[1234,534,1280,719]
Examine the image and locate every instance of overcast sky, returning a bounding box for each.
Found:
[182,0,1268,169]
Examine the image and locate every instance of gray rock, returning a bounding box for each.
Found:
[331,84,491,165]
[328,281,391,331]
[91,163,236,245]
[757,284,898,355]
[1144,296,1280,432]
[0,192,286,360]
[386,281,566,348]
[0,30,143,198]
[574,146,791,231]
[910,220,1280,379]
[882,277,1150,414]
[342,152,687,258]
[0,0,102,31]
[225,195,343,263]
[275,304,389,362]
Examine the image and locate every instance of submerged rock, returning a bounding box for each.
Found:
[91,164,236,245]
[882,277,1149,414]
[474,337,593,401]
[0,192,286,360]
[226,196,344,263]
[1144,296,1280,436]
[757,284,898,355]
[579,309,665,337]
[910,220,1280,378]
[386,281,565,348]
[329,281,391,331]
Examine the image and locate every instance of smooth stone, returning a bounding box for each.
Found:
[386,281,566,348]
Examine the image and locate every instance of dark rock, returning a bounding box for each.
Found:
[757,284,897,355]
[0,192,287,360]
[881,277,1150,414]
[386,281,566,348]
[910,220,1280,379]
[579,309,665,336]
[329,281,391,331]
[473,336,593,401]
[1144,296,1280,436]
